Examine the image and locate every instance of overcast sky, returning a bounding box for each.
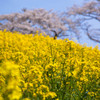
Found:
[0,0,99,48]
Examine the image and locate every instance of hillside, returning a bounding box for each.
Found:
[0,30,100,100]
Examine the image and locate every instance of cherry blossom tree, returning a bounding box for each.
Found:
[0,8,81,39]
[66,0,100,43]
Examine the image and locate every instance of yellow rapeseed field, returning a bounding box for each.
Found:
[0,30,100,100]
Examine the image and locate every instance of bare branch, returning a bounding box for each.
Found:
[66,0,100,43]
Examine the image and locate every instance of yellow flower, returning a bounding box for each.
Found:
[0,30,100,99]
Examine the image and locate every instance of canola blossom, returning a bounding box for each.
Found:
[0,30,100,100]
